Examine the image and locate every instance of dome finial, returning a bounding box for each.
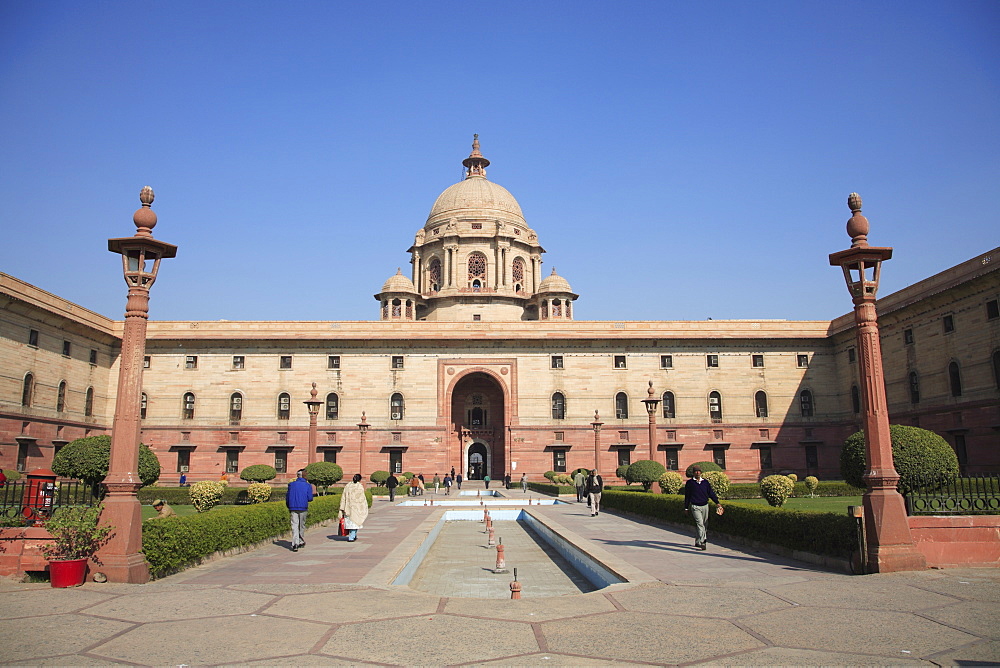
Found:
[132,186,157,236]
[462,134,490,179]
[846,192,870,248]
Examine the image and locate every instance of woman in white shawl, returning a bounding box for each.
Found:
[339,473,369,542]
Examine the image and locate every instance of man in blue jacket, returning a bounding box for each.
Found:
[684,466,723,550]
[286,469,314,552]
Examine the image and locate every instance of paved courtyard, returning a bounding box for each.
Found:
[1,484,998,666]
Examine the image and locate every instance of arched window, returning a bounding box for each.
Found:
[662,391,675,419]
[512,257,525,290]
[326,392,339,420]
[21,373,34,407]
[552,299,562,317]
[468,252,487,288]
[391,298,402,318]
[56,381,67,412]
[552,392,566,420]
[708,391,723,422]
[615,392,629,419]
[85,387,94,417]
[993,351,1000,390]
[908,372,920,404]
[390,393,405,420]
[182,392,195,419]
[948,361,962,397]
[140,392,148,420]
[851,385,860,414]
[428,258,441,292]
[278,392,291,420]
[800,390,814,417]
[230,392,243,422]
[754,391,768,418]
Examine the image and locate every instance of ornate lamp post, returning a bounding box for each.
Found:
[303,383,322,467]
[641,380,661,462]
[829,193,925,573]
[102,187,177,583]
[590,410,603,472]
[357,412,370,477]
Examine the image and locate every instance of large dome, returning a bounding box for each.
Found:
[427,177,525,224]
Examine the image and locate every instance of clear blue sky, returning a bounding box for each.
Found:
[1,1,997,323]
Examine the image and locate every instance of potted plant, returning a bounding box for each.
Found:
[40,505,114,587]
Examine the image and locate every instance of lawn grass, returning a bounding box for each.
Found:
[141,504,200,521]
[731,496,864,514]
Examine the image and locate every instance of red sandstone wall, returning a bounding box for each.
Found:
[908,515,1000,568]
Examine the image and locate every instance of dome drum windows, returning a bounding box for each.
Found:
[512,257,525,293]
[467,252,487,290]
[428,258,442,292]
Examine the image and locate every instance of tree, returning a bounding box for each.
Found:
[684,461,722,478]
[370,470,390,487]
[625,460,667,492]
[303,461,343,495]
[840,425,959,494]
[240,464,277,483]
[615,465,630,481]
[658,471,684,494]
[760,474,795,507]
[51,435,160,496]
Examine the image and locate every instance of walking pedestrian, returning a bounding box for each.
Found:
[504,472,511,489]
[456,473,463,490]
[586,469,603,516]
[339,473,369,542]
[484,474,491,490]
[433,473,441,494]
[386,472,399,502]
[520,473,527,492]
[573,469,586,503]
[417,473,426,495]
[409,475,420,497]
[684,466,723,550]
[450,466,456,480]
[444,474,453,495]
[286,469,314,551]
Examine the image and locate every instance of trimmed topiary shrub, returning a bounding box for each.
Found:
[804,476,819,497]
[189,480,226,512]
[704,470,731,499]
[555,473,573,485]
[786,473,798,483]
[369,470,390,487]
[401,471,415,481]
[246,482,272,504]
[840,425,960,494]
[544,471,558,482]
[615,465,630,481]
[685,461,722,478]
[303,461,343,495]
[3,469,21,482]
[760,475,795,507]
[240,464,277,483]
[625,460,667,492]
[658,471,684,495]
[51,435,160,496]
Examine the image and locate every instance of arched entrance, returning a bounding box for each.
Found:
[450,371,506,480]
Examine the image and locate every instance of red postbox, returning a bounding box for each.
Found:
[23,468,58,524]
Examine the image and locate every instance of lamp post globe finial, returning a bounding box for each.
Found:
[133,186,157,236]
[846,192,869,248]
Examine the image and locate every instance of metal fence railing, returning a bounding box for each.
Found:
[0,480,99,523]
[904,474,1000,515]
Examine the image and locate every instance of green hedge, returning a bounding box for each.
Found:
[142,490,369,578]
[725,481,864,499]
[137,487,291,506]
[600,489,857,559]
[528,482,574,496]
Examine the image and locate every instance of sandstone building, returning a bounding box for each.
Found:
[2,139,998,483]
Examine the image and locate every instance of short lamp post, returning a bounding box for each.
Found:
[303,383,322,467]
[102,187,177,583]
[357,412,370,478]
[590,410,603,472]
[829,193,925,573]
[641,380,661,462]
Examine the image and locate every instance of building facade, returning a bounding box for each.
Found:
[2,140,999,483]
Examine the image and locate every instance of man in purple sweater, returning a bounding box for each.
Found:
[683,466,723,550]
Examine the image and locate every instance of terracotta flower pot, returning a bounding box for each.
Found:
[49,558,88,588]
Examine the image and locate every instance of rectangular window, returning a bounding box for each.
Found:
[279,355,292,369]
[471,222,483,230]
[660,355,673,369]
[226,450,240,474]
[62,340,71,356]
[185,355,198,369]
[89,349,98,365]
[665,448,679,471]
[551,355,564,369]
[987,299,999,320]
[176,450,190,473]
[903,328,914,345]
[472,314,481,321]
[847,347,856,363]
[713,429,724,440]
[706,354,719,368]
[274,451,287,474]
[805,445,819,469]
[618,430,628,441]
[28,329,39,347]
[759,429,769,439]
[554,431,564,442]
[943,314,955,333]
[617,448,631,468]
[752,354,764,368]
[613,355,627,369]
[392,432,401,442]
[392,356,404,369]
[326,431,337,443]
[553,450,567,473]
[232,355,245,370]
[797,354,809,368]
[328,355,341,369]
[712,448,727,470]
[666,430,677,441]
[758,446,772,470]
[143,356,150,369]
[324,449,339,464]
